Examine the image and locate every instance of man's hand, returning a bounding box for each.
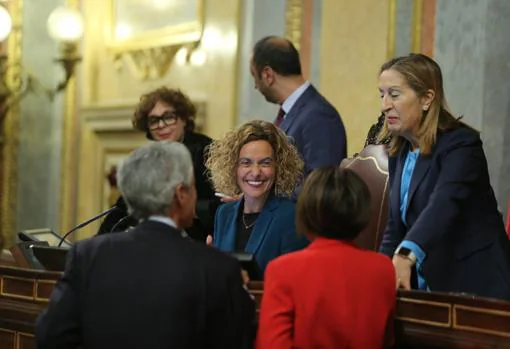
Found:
[206,235,213,246]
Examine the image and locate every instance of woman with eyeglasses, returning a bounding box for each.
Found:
[97,87,218,241]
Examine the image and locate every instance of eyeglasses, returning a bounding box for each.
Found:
[147,111,179,130]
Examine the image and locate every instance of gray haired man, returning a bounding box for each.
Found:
[36,141,255,349]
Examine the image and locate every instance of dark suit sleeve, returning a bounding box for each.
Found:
[379,194,400,257]
[189,135,220,234]
[405,136,486,251]
[301,110,346,174]
[207,259,255,349]
[35,245,82,348]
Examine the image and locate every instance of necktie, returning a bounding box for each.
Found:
[274,107,285,127]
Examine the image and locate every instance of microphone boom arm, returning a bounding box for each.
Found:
[58,206,119,247]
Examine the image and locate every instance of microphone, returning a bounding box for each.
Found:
[58,206,119,247]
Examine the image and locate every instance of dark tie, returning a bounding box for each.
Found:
[274,107,285,127]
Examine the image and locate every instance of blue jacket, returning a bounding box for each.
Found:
[280,85,347,176]
[213,195,308,276]
[380,125,510,299]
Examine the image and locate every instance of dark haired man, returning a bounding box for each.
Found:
[250,35,347,176]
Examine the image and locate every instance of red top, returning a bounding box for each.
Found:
[256,237,396,349]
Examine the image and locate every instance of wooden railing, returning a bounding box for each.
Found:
[1,267,510,348]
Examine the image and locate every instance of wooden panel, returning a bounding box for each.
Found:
[2,277,34,300]
[0,329,15,349]
[3,268,510,348]
[18,333,36,349]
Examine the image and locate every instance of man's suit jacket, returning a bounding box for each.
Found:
[36,220,255,349]
[213,195,308,275]
[256,238,396,349]
[280,85,347,175]
[380,125,510,299]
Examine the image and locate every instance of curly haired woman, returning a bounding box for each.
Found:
[206,120,308,276]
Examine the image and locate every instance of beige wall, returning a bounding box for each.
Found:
[319,0,391,156]
[81,0,241,138]
[74,0,241,239]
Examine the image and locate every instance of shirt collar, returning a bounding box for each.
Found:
[281,81,311,115]
[148,215,189,238]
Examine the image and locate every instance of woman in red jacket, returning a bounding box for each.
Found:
[256,167,396,349]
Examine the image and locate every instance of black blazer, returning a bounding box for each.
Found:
[97,131,219,240]
[380,125,510,299]
[36,220,255,349]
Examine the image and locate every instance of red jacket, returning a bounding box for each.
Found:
[256,237,396,349]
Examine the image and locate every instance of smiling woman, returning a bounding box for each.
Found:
[96,87,218,242]
[206,120,308,276]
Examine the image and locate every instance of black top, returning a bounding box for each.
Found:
[235,211,260,252]
[96,130,220,242]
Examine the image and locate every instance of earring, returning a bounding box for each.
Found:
[423,105,429,111]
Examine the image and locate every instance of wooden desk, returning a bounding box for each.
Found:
[0,266,60,349]
[1,267,509,349]
[248,281,510,349]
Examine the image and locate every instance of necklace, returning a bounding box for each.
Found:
[242,213,257,230]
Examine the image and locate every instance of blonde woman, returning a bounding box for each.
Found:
[206,120,308,276]
[378,53,510,299]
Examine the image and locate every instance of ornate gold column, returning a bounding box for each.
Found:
[59,0,80,234]
[1,0,23,245]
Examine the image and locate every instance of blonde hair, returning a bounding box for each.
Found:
[206,120,304,197]
[378,53,461,155]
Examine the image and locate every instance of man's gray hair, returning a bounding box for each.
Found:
[117,141,194,219]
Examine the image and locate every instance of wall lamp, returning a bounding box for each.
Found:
[0,5,84,116]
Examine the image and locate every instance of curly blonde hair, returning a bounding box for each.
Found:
[206,120,304,197]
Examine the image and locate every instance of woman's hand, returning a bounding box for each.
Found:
[205,235,213,246]
[392,254,414,290]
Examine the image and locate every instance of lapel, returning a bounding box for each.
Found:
[390,145,406,224]
[280,85,315,133]
[407,151,432,209]
[220,200,243,251]
[244,195,279,255]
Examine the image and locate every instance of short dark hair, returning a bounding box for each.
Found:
[296,167,371,240]
[252,36,302,77]
[132,87,197,140]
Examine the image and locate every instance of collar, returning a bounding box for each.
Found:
[281,81,311,115]
[147,215,188,238]
[308,236,357,250]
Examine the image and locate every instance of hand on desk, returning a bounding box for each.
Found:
[393,255,413,290]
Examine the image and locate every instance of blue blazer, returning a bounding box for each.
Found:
[380,125,510,299]
[213,195,308,276]
[281,85,347,175]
